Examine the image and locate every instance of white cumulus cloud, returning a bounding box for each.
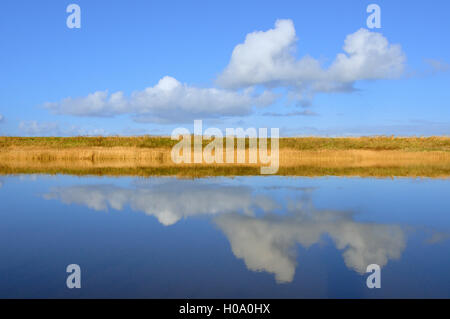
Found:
[43,19,406,120]
[45,76,275,123]
[217,19,406,102]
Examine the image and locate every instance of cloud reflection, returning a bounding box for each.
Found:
[44,180,275,226]
[215,207,405,282]
[44,179,406,282]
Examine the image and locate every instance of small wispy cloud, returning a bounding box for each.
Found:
[424,58,449,74]
[425,231,450,244]
[18,121,108,136]
[262,110,318,117]
[279,119,450,137]
[19,121,60,136]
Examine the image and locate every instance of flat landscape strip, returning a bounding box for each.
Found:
[1,136,449,151]
[0,144,449,178]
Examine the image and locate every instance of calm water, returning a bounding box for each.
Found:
[0,175,449,298]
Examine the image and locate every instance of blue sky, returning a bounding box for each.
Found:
[0,0,449,136]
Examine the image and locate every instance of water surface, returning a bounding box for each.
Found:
[0,175,449,298]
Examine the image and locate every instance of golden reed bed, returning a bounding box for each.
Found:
[0,144,449,178]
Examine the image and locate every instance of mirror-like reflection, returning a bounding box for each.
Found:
[45,180,414,283]
[44,180,276,226]
[214,201,406,283]
[0,175,449,298]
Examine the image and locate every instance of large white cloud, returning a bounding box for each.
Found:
[44,76,275,123]
[43,20,406,121]
[217,19,405,102]
[328,28,405,83]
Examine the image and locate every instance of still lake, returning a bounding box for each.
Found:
[0,174,449,298]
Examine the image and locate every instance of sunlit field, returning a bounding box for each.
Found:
[1,136,449,177]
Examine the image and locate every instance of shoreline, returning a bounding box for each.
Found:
[1,138,449,178]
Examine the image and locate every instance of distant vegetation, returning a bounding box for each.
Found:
[1,136,449,151]
[279,136,450,152]
[0,136,177,148]
[1,136,449,178]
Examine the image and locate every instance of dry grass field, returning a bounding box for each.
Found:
[1,136,449,151]
[0,136,449,177]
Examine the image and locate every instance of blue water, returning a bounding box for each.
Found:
[0,175,449,298]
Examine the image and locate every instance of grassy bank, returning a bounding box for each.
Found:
[1,136,449,151]
[0,136,449,177]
